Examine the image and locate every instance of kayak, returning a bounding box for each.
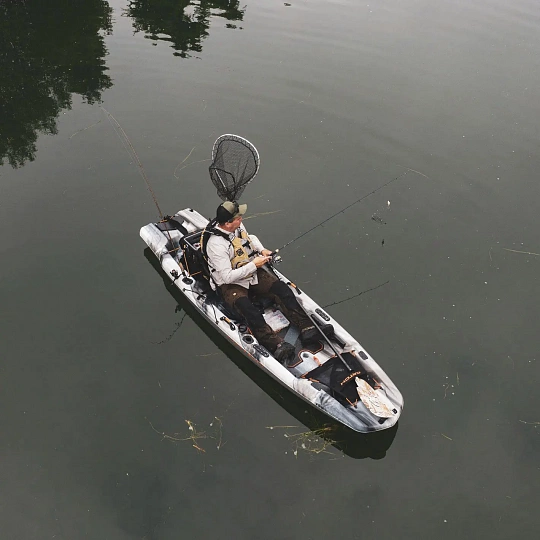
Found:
[140,208,404,433]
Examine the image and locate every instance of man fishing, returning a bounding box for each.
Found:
[204,201,333,364]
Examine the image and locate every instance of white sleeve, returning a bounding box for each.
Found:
[240,224,265,252]
[248,234,265,253]
[206,237,257,285]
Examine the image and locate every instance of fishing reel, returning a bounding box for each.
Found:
[256,250,282,265]
[270,250,282,265]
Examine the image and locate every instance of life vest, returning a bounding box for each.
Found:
[200,223,256,271]
[230,227,256,268]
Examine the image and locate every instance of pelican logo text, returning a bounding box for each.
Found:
[340,371,363,386]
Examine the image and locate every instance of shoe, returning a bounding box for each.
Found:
[274,342,296,365]
[300,323,334,345]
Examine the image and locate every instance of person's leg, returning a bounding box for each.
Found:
[252,270,334,344]
[252,269,312,329]
[219,283,281,352]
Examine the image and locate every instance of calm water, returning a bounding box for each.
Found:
[1,0,540,538]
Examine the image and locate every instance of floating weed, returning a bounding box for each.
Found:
[443,383,450,399]
[213,416,224,450]
[266,425,340,458]
[502,248,540,257]
[173,158,211,179]
[147,417,222,454]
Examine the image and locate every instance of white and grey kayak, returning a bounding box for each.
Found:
[140,208,404,433]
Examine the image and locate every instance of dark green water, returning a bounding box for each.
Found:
[1,0,539,538]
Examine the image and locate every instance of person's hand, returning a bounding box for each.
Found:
[261,249,273,257]
[253,255,271,268]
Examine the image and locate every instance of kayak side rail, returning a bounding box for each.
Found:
[272,268,404,411]
[140,212,404,432]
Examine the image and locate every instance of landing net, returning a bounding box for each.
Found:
[209,134,260,201]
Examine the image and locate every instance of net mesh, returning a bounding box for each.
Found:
[209,134,260,201]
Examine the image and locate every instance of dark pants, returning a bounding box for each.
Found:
[219,269,311,352]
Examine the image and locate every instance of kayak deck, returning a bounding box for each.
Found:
[141,208,404,432]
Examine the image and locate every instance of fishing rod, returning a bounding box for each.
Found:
[277,169,410,251]
[101,107,165,221]
[260,256,352,370]
[101,106,187,270]
[304,308,353,371]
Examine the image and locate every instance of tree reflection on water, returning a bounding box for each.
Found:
[0,0,113,168]
[125,0,246,59]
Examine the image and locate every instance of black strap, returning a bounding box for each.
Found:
[156,217,188,235]
[199,222,235,286]
[200,222,231,260]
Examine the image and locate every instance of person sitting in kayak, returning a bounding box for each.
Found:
[204,201,333,364]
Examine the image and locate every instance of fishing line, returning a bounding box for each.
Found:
[278,170,409,251]
[322,280,390,309]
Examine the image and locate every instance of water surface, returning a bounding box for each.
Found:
[1,0,539,538]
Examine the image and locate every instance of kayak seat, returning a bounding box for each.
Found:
[180,231,214,288]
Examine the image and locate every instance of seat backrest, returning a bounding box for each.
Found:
[180,230,211,282]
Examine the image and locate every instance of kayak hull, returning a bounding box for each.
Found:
[141,208,404,433]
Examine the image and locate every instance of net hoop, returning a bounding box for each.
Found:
[209,134,260,201]
[211,134,260,173]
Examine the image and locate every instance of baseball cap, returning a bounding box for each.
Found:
[216,201,247,223]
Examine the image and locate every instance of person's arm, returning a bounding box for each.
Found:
[206,237,258,285]
[250,235,272,257]
[242,224,271,255]
[249,234,265,252]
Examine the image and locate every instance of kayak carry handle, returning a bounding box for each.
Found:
[220,316,236,331]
